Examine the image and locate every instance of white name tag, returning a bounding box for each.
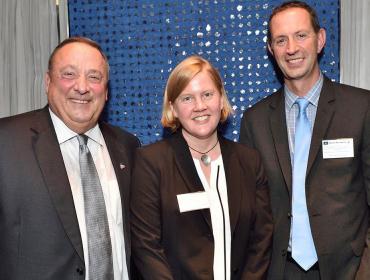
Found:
[322,138,354,159]
[177,191,210,213]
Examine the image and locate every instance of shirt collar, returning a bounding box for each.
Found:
[49,108,103,146]
[284,72,323,110]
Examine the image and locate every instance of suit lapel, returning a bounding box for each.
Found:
[219,137,241,234]
[100,123,132,267]
[269,91,293,194]
[100,123,130,220]
[307,78,336,175]
[32,108,84,261]
[167,132,212,230]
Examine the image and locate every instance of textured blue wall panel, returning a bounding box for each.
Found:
[68,0,339,144]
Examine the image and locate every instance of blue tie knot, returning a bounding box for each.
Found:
[296,98,310,116]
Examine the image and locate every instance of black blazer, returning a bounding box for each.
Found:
[240,77,370,280]
[131,132,273,280]
[0,107,140,280]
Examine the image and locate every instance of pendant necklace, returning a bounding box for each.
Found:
[188,139,219,166]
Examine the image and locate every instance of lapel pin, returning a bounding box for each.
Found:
[120,163,126,170]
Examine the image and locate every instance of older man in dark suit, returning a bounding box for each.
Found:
[0,37,140,280]
[240,1,370,279]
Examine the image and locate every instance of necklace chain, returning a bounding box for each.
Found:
[188,139,219,155]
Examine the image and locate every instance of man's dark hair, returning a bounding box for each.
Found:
[267,1,321,45]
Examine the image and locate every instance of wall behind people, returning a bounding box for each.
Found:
[68,0,339,144]
[0,0,69,118]
[340,0,370,90]
[68,0,340,144]
[0,0,339,142]
[0,0,56,117]
[69,0,339,143]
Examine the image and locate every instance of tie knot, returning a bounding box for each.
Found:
[296,98,310,114]
[77,134,89,146]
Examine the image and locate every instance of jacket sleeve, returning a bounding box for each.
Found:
[239,110,256,149]
[241,149,273,279]
[130,148,175,280]
[355,96,370,280]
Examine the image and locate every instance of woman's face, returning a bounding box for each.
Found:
[170,70,223,141]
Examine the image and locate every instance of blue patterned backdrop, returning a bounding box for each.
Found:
[68,0,339,144]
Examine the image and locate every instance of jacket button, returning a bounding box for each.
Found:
[76,267,84,275]
[287,212,292,218]
[281,249,287,256]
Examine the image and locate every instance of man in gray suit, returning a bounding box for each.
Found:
[240,1,370,279]
[0,37,140,279]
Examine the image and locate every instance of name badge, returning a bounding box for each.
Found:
[322,138,354,159]
[177,191,210,213]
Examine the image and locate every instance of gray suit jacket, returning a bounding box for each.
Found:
[240,77,370,280]
[0,107,140,280]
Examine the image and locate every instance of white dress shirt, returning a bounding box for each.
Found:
[49,109,129,280]
[193,155,231,280]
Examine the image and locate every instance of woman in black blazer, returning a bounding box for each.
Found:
[131,55,273,279]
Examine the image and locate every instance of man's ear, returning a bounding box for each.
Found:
[105,88,108,101]
[317,28,326,54]
[45,72,51,92]
[267,42,274,56]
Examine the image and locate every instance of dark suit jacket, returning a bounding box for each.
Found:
[130,132,273,280]
[0,107,140,280]
[239,77,370,280]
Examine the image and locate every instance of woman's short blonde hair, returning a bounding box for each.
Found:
[161,55,233,131]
